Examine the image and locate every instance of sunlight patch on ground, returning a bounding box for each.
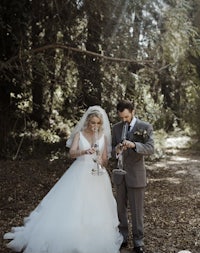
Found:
[167,159,186,165]
[172,156,188,161]
[170,156,200,163]
[149,177,181,184]
[165,136,191,149]
[175,170,187,175]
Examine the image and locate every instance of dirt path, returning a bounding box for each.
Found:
[0,136,200,253]
[143,137,200,253]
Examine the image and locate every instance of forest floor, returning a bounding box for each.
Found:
[0,134,200,253]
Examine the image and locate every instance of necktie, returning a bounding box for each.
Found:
[128,125,131,132]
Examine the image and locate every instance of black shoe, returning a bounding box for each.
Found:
[120,241,128,249]
[133,246,145,253]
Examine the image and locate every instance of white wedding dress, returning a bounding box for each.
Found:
[4,132,123,253]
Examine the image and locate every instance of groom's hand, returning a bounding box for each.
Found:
[123,140,135,149]
[115,143,124,154]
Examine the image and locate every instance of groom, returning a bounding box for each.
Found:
[112,100,154,253]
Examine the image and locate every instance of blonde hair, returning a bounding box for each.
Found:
[83,111,103,132]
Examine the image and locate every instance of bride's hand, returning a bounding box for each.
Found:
[86,147,96,154]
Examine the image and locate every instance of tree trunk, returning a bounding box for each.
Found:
[0,84,11,157]
[31,1,46,127]
[76,1,103,107]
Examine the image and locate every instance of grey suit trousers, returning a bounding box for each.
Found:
[115,177,145,247]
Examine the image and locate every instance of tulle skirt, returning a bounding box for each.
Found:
[4,158,123,253]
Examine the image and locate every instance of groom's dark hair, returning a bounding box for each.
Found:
[117,100,135,112]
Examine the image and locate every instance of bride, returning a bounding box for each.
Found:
[4,106,123,253]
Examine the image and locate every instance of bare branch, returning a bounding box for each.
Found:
[33,44,153,64]
[0,44,153,71]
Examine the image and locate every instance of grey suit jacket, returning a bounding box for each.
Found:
[112,118,154,188]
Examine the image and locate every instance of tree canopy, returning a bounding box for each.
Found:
[0,0,200,158]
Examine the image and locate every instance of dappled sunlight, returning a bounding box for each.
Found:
[165,136,191,149]
[172,156,188,161]
[170,156,200,164]
[149,177,181,184]
[175,170,187,175]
